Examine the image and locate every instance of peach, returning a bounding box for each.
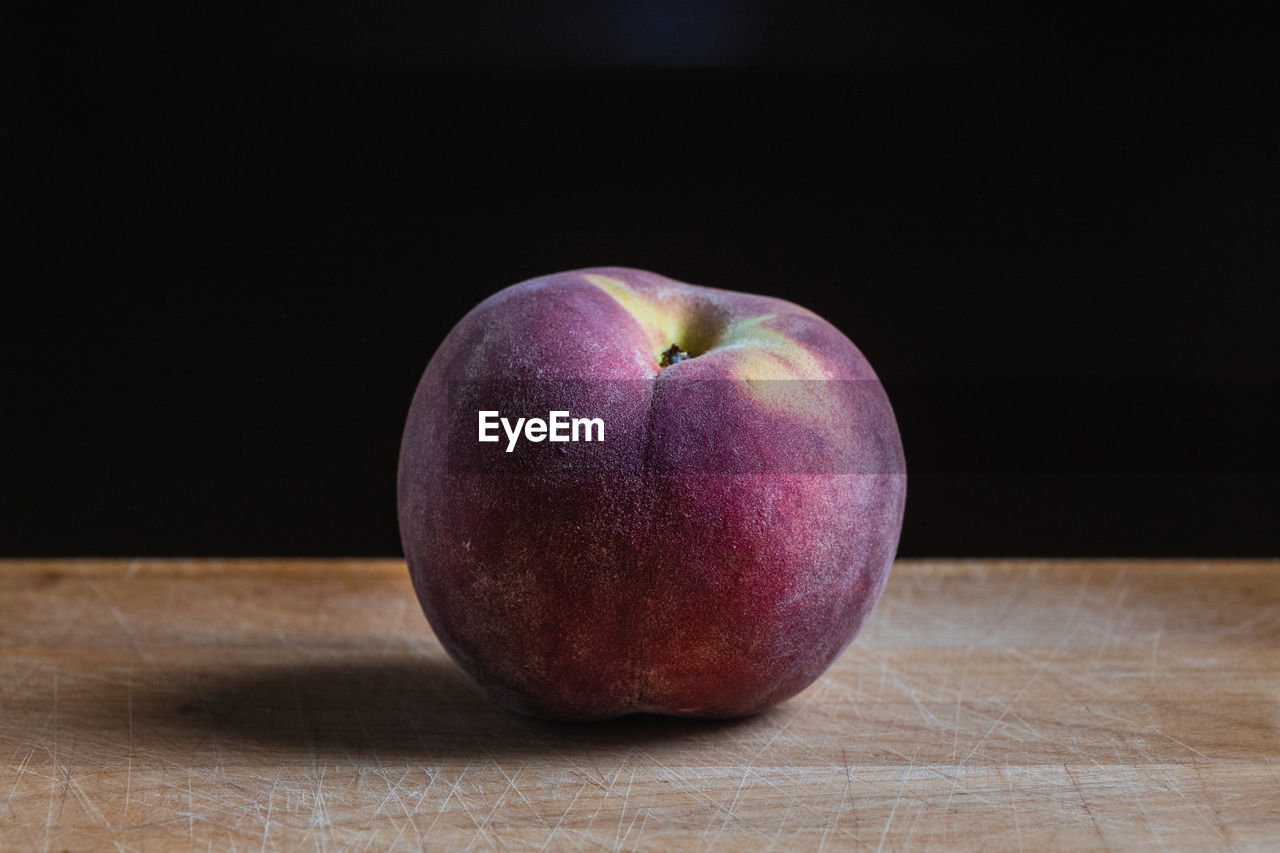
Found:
[398,268,905,720]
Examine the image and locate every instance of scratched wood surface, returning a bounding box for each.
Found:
[1,560,1277,851]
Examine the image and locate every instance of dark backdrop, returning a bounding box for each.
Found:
[4,5,1277,557]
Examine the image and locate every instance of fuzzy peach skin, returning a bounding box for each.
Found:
[398,267,906,720]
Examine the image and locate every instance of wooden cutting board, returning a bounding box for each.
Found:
[2,559,1277,850]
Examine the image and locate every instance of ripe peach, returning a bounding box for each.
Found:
[398,268,905,720]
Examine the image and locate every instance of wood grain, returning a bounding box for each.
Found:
[1,559,1277,850]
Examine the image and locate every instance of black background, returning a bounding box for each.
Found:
[4,5,1277,557]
